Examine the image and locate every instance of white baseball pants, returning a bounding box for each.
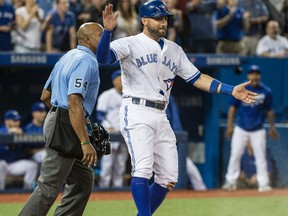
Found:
[225,126,270,187]
[120,99,178,189]
[99,142,129,188]
[0,159,38,190]
[186,157,207,190]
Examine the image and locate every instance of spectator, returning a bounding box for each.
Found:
[215,0,250,54]
[164,0,183,43]
[96,70,129,188]
[112,0,140,40]
[23,102,47,164]
[166,95,207,191]
[0,109,38,191]
[237,141,275,189]
[222,65,278,192]
[78,0,107,26]
[256,20,288,57]
[13,0,44,53]
[238,0,269,56]
[69,0,83,18]
[0,0,15,51]
[11,0,25,9]
[45,0,77,53]
[185,0,219,53]
[37,0,53,17]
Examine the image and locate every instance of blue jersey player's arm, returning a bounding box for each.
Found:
[225,104,237,139]
[265,92,278,139]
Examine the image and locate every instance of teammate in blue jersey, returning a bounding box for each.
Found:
[222,64,279,192]
[24,102,47,134]
[23,102,48,164]
[97,2,258,216]
[20,22,104,216]
[0,109,38,191]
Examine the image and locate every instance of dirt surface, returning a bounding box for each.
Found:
[1,189,287,203]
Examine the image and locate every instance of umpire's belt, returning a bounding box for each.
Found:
[131,97,166,110]
[50,106,58,112]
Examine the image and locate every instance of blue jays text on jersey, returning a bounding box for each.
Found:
[135,54,178,73]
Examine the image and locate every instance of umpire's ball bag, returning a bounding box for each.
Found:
[49,107,83,159]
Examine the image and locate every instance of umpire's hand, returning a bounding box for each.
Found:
[81,144,97,167]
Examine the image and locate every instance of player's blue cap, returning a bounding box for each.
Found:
[140,0,173,19]
[248,65,261,74]
[111,70,121,81]
[4,109,21,120]
[31,102,47,112]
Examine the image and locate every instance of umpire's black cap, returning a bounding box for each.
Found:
[247,65,261,74]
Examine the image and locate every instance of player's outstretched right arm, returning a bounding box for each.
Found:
[102,4,119,31]
[96,4,119,64]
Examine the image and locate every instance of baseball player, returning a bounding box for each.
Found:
[97,2,257,216]
[0,109,38,190]
[96,70,129,188]
[23,102,48,163]
[222,65,278,192]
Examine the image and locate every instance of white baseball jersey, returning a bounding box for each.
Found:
[110,33,200,102]
[256,35,288,56]
[96,88,122,130]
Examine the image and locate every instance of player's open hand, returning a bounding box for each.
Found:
[102,4,119,31]
[81,144,97,167]
[232,81,258,104]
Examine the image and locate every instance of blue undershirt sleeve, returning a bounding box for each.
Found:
[96,29,117,64]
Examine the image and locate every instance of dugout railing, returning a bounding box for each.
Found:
[0,131,188,192]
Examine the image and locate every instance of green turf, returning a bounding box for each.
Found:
[0,196,287,216]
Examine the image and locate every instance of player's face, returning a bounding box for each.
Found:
[5,119,21,129]
[247,72,261,87]
[32,110,47,125]
[142,16,168,40]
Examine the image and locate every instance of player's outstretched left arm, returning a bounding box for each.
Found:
[193,74,257,104]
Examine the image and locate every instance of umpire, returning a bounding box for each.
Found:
[20,22,104,216]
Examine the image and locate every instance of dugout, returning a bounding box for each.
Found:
[0,53,288,190]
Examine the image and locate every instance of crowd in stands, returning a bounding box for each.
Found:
[1,0,288,55]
